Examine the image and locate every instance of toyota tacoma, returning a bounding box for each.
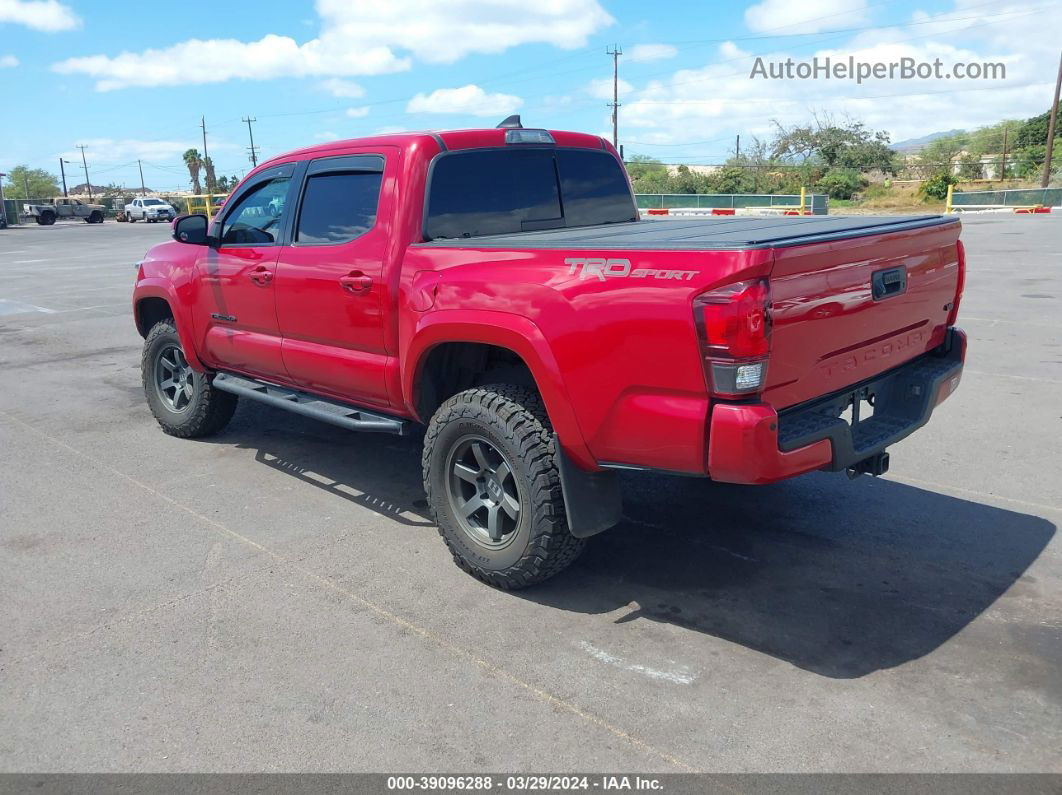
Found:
[132,118,966,589]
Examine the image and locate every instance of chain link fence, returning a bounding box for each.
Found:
[635,193,829,215]
[950,188,1062,209]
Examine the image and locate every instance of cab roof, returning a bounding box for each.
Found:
[259,126,610,169]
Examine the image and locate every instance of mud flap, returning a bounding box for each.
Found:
[555,439,622,539]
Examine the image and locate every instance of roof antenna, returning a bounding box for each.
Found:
[496,115,523,129]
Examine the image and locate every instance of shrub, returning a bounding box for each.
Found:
[815,168,867,200]
[920,172,958,200]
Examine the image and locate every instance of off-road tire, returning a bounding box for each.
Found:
[423,384,584,589]
[40,211,56,225]
[142,319,237,438]
[86,211,104,224]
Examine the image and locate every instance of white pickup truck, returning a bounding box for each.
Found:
[125,197,177,223]
[23,198,106,225]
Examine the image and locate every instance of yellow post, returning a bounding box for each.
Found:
[799,186,807,215]
[205,194,214,219]
[945,183,954,214]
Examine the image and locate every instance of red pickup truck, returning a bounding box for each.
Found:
[133,118,966,589]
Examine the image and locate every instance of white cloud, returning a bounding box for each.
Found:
[60,138,230,165]
[621,0,1062,151]
[627,44,677,63]
[321,78,364,98]
[0,0,78,31]
[587,77,633,100]
[0,54,19,67]
[744,0,868,34]
[407,84,522,117]
[345,106,370,118]
[52,0,612,91]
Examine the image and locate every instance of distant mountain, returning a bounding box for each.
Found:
[891,130,965,152]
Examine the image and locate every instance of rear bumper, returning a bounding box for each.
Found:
[707,327,966,484]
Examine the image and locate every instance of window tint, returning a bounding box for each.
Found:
[556,149,637,227]
[220,177,290,245]
[296,171,382,244]
[425,149,562,240]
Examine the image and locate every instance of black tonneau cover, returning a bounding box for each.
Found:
[416,214,958,251]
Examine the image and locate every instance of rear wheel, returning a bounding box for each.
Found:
[87,211,103,224]
[142,319,237,438]
[423,384,584,589]
[40,211,56,225]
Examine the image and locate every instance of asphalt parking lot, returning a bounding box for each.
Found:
[0,215,1059,773]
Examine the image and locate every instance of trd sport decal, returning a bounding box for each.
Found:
[565,257,697,282]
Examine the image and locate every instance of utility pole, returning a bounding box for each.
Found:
[606,45,622,149]
[200,115,213,193]
[76,144,92,199]
[0,172,7,227]
[736,134,741,159]
[23,172,31,201]
[1001,127,1008,180]
[242,116,260,167]
[1041,49,1062,189]
[138,160,147,195]
[59,158,69,197]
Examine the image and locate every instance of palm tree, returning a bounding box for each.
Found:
[203,156,217,195]
[183,149,203,195]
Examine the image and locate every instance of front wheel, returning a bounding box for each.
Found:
[142,319,237,438]
[423,385,584,589]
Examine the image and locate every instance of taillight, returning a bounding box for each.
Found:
[947,239,966,326]
[693,278,771,397]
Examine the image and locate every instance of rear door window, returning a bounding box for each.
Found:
[296,168,383,245]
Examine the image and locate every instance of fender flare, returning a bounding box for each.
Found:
[132,282,204,372]
[403,310,596,471]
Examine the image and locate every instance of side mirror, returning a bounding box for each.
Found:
[173,214,211,245]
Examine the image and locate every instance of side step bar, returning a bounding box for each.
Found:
[212,372,411,436]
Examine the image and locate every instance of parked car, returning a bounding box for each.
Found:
[132,119,966,589]
[126,197,177,223]
[23,197,105,224]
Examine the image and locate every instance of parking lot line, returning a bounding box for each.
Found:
[0,406,702,775]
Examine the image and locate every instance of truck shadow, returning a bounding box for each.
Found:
[213,402,1054,679]
[520,472,1056,679]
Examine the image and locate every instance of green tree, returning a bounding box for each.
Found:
[3,166,61,199]
[771,115,897,173]
[1015,101,1062,149]
[958,153,983,180]
[183,149,203,194]
[202,156,218,193]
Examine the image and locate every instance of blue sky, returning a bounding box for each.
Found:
[2,0,1060,192]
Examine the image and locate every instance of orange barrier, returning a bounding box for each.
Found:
[1014,206,1052,214]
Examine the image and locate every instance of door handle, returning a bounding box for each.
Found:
[248,266,273,286]
[339,272,373,294]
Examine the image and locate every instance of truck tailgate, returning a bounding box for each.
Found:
[764,219,962,410]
